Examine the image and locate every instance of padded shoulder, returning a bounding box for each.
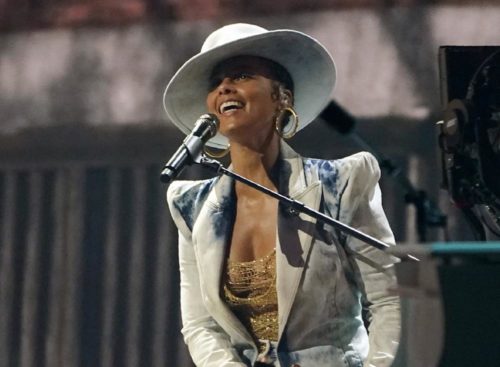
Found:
[303,151,381,226]
[304,151,379,196]
[337,151,380,193]
[166,178,217,238]
[338,151,380,177]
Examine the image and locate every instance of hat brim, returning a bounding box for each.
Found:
[163,29,336,149]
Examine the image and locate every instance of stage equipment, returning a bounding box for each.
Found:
[438,46,500,240]
[390,242,500,367]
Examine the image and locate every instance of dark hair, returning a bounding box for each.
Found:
[210,55,294,94]
[266,58,294,95]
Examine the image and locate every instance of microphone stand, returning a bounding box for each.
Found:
[350,130,447,242]
[197,155,418,262]
[320,101,447,242]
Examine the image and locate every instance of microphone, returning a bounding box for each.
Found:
[320,100,356,135]
[160,113,219,184]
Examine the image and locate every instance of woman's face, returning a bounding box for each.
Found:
[206,56,282,144]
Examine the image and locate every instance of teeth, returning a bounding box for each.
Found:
[219,101,243,114]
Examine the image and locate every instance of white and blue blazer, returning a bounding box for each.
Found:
[167,142,400,367]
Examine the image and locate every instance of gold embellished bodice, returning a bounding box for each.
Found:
[223,250,279,346]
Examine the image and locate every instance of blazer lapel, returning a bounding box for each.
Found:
[276,143,323,340]
[191,173,254,344]
[190,142,325,345]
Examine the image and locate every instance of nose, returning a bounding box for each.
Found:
[217,77,235,95]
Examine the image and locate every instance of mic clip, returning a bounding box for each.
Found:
[183,135,204,164]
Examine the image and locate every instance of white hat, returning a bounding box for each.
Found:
[163,23,336,149]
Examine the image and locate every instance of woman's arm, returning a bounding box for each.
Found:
[167,182,248,367]
[342,153,401,367]
[177,230,248,366]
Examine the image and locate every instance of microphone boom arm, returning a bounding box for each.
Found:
[198,156,418,261]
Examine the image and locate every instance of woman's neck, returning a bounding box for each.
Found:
[229,135,280,196]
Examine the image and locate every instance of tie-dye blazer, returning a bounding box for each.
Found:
[166,142,400,367]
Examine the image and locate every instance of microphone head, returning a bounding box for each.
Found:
[193,113,220,141]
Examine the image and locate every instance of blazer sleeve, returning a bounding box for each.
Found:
[167,182,248,367]
[340,152,401,367]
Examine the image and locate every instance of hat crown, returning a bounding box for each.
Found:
[201,23,268,52]
[164,23,336,149]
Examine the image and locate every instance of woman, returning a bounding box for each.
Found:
[164,23,400,367]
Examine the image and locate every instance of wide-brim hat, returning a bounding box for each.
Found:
[163,23,336,149]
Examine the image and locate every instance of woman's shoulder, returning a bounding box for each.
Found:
[336,151,380,177]
[167,177,215,199]
[303,151,380,180]
[166,177,218,231]
[167,177,218,208]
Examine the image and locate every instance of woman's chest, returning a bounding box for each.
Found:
[229,197,279,262]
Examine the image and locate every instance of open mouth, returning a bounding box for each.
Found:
[219,100,244,114]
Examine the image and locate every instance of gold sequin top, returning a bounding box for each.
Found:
[223,249,278,348]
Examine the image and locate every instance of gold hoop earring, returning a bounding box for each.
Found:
[203,144,231,158]
[275,107,299,139]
